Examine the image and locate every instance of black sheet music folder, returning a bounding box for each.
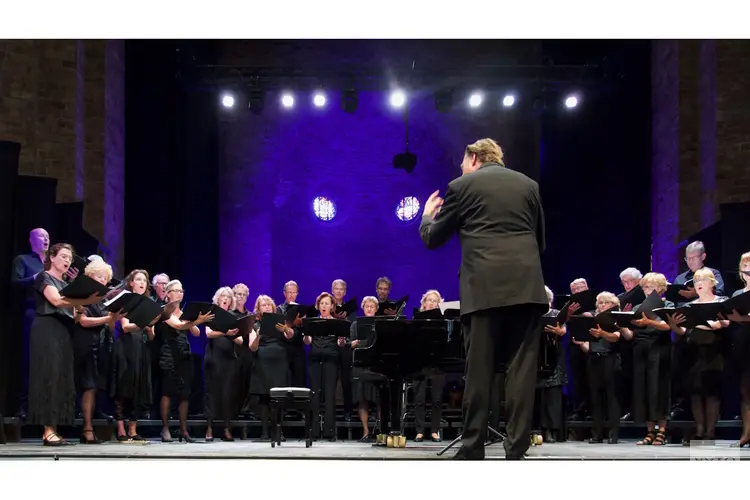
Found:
[60,274,110,299]
[302,317,351,337]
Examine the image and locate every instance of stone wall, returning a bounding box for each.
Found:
[651,39,750,277]
[0,39,125,274]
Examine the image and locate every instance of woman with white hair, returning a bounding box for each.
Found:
[349,296,383,441]
[203,286,242,442]
[154,279,214,443]
[573,291,622,443]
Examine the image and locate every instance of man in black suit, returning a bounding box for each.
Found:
[419,138,547,460]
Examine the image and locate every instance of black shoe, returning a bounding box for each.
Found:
[608,438,619,444]
[178,433,197,443]
[620,413,631,421]
[451,446,484,460]
[505,454,526,460]
[589,438,603,444]
[80,430,104,444]
[546,431,557,444]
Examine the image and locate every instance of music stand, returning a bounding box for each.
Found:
[436,393,507,456]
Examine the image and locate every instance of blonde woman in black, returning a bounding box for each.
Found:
[204,286,243,441]
[248,295,293,439]
[154,279,214,442]
[112,269,155,442]
[28,243,102,445]
[72,259,124,444]
[413,289,446,442]
[618,273,673,446]
[666,268,729,443]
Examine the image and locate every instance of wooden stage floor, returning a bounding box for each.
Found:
[1,439,748,460]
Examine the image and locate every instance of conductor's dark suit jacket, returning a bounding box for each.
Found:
[419,163,547,316]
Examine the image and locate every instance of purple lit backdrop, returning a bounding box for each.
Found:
[218,91,537,309]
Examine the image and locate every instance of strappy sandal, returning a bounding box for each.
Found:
[43,432,74,446]
[652,431,666,446]
[636,431,656,445]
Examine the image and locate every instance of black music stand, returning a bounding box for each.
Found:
[436,426,506,456]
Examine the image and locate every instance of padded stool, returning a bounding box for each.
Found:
[269,387,313,448]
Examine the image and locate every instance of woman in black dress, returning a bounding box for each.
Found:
[413,289,446,442]
[537,286,568,443]
[721,253,750,448]
[72,259,124,444]
[204,286,243,441]
[349,296,383,441]
[155,279,214,442]
[112,269,155,442]
[248,294,293,440]
[304,292,344,441]
[618,273,673,446]
[28,243,102,445]
[667,268,729,443]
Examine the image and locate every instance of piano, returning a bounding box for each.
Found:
[352,317,464,433]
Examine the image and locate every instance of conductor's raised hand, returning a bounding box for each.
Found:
[424,190,444,219]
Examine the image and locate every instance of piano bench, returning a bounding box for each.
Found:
[269,387,313,448]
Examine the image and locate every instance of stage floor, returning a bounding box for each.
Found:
[1,439,747,460]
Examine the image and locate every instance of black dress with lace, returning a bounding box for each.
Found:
[155,320,193,400]
[27,272,76,427]
[111,323,152,420]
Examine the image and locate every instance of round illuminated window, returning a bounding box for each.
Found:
[395,196,421,222]
[313,196,336,221]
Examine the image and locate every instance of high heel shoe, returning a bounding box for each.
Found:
[80,430,104,444]
[221,435,235,442]
[179,433,196,443]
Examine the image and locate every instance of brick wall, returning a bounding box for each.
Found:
[0,40,125,274]
[652,39,750,277]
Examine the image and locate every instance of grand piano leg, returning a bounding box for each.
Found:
[388,379,403,434]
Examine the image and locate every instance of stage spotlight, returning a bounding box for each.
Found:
[390,90,406,108]
[564,95,578,109]
[502,95,515,107]
[281,93,294,108]
[313,93,326,108]
[221,93,235,108]
[468,92,483,108]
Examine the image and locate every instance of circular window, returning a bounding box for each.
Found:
[313,196,337,221]
[395,196,421,222]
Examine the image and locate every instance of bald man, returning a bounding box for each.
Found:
[9,228,50,418]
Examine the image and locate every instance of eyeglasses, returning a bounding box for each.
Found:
[169,289,184,294]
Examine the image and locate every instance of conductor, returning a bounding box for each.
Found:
[419,138,547,460]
